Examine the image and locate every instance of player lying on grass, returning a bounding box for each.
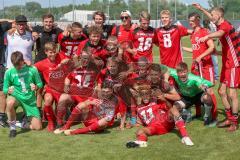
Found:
[183,12,218,121]
[35,42,72,132]
[168,62,215,125]
[3,51,43,138]
[126,84,193,148]
[61,80,126,135]
[54,49,101,133]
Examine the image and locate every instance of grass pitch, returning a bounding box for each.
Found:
[0,36,240,160]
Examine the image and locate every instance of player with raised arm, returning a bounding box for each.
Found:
[193,3,240,131]
[182,12,218,121]
[126,84,193,148]
[58,22,87,59]
[3,51,43,138]
[156,10,192,68]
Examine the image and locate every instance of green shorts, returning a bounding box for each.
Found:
[7,95,41,119]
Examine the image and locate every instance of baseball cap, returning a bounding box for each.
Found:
[15,15,28,23]
[120,10,131,17]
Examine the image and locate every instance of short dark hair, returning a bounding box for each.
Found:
[102,80,114,89]
[150,63,162,73]
[188,12,200,20]
[72,22,82,28]
[11,51,24,67]
[42,13,54,21]
[93,11,106,22]
[176,62,188,72]
[88,25,103,35]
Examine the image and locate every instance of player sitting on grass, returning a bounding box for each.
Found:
[3,51,43,138]
[62,80,126,135]
[35,42,71,132]
[169,62,215,125]
[126,84,193,148]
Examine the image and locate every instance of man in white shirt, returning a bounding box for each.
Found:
[6,15,34,68]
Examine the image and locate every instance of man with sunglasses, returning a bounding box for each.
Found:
[111,10,137,43]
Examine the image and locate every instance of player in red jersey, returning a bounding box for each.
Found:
[182,12,218,122]
[155,10,192,68]
[58,22,87,59]
[61,80,126,135]
[54,50,100,133]
[76,25,107,67]
[126,85,193,148]
[111,10,137,43]
[128,11,157,63]
[34,42,71,131]
[193,3,240,131]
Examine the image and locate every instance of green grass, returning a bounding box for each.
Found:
[0,36,240,160]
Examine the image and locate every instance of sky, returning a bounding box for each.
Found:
[0,0,210,9]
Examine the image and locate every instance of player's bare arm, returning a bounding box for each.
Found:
[195,39,215,63]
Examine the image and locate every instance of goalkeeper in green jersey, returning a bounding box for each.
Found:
[166,62,215,126]
[3,51,43,138]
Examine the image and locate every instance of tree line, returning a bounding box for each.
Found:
[0,0,239,21]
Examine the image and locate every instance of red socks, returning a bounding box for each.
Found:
[210,94,217,120]
[56,106,67,126]
[175,119,188,137]
[137,134,148,142]
[64,107,82,129]
[43,105,55,123]
[70,122,100,135]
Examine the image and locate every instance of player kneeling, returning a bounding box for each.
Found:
[57,80,126,135]
[3,51,43,138]
[126,85,193,148]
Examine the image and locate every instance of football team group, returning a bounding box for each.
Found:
[0,3,239,148]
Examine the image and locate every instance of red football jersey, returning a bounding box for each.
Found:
[34,54,62,84]
[190,28,213,67]
[129,27,157,62]
[76,39,107,60]
[67,65,99,97]
[58,32,87,59]
[98,68,121,86]
[137,102,174,128]
[217,20,240,68]
[156,25,188,68]
[111,24,136,43]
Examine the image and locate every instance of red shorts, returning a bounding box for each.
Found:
[191,64,215,83]
[71,95,88,103]
[147,121,174,136]
[45,86,61,102]
[220,67,240,88]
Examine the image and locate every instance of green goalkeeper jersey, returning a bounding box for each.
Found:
[3,65,43,101]
[167,67,213,97]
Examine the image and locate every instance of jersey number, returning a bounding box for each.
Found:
[75,75,91,88]
[140,108,154,124]
[19,77,27,93]
[163,34,172,48]
[137,37,152,52]
[65,46,78,56]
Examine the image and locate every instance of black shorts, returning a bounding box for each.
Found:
[177,92,204,109]
[0,65,6,91]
